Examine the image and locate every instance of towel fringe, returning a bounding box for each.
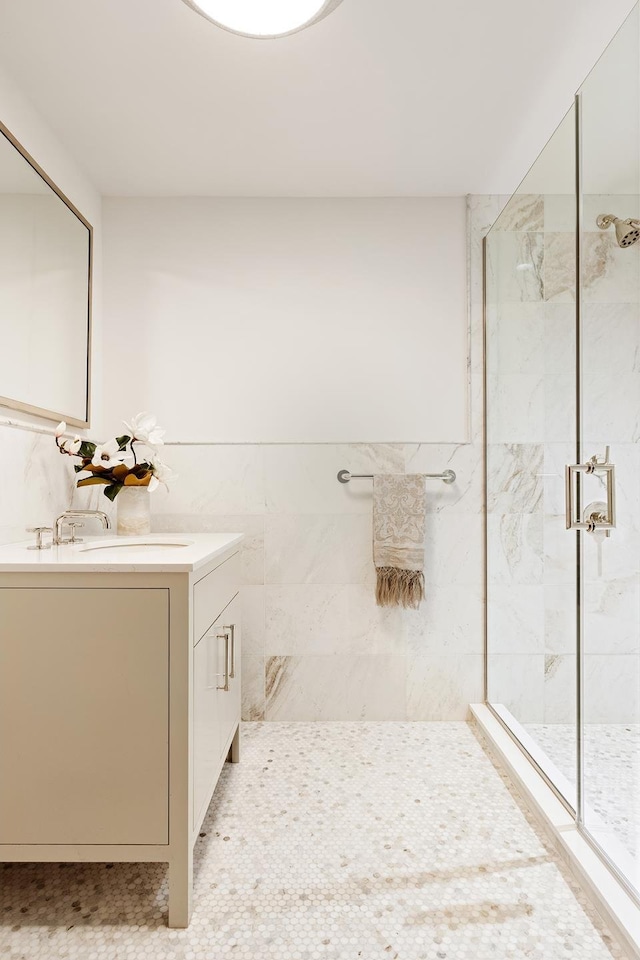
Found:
[375,566,424,609]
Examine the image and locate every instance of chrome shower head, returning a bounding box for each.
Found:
[596,213,640,248]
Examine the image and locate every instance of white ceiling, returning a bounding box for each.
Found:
[0,0,635,196]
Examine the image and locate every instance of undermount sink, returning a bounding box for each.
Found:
[79,537,194,552]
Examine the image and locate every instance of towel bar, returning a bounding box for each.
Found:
[337,469,456,484]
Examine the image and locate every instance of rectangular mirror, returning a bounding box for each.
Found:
[0,120,92,428]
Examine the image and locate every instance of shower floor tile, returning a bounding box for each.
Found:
[526,722,640,861]
[0,722,625,960]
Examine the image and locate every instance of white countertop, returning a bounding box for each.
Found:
[0,533,243,574]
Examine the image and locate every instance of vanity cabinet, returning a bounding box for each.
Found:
[0,588,169,845]
[0,533,242,928]
[193,567,241,832]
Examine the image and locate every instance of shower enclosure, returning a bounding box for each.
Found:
[484,5,640,899]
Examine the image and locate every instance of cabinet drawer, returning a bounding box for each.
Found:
[193,552,239,645]
[193,622,223,830]
[192,597,241,832]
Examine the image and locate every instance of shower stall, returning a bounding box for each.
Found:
[484,5,640,901]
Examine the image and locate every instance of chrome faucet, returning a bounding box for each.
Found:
[54,509,111,545]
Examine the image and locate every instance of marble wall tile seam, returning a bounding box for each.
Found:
[264,512,374,586]
[493,194,544,234]
[263,652,408,722]
[151,513,266,585]
[262,652,484,721]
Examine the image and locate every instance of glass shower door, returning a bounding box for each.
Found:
[578,4,640,894]
[485,104,579,805]
[485,0,640,901]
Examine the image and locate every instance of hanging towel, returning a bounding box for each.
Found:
[373,474,426,608]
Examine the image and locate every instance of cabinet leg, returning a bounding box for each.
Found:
[168,847,193,928]
[230,724,241,763]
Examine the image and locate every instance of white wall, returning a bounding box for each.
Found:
[0,65,101,545]
[100,195,486,722]
[103,198,468,443]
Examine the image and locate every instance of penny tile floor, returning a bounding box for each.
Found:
[526,722,640,863]
[0,722,627,959]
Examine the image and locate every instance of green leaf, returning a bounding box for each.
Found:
[116,434,131,451]
[104,482,123,502]
[77,476,111,487]
[79,440,96,459]
[73,464,84,473]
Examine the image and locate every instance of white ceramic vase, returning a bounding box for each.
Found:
[116,487,151,536]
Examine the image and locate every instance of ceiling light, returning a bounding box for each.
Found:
[182,0,344,39]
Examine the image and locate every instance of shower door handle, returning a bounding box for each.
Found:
[565,449,616,532]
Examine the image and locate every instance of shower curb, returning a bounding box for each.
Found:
[470,703,640,960]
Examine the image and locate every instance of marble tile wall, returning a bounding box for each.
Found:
[151,439,486,721]
[0,415,485,727]
[0,421,76,546]
[485,191,640,727]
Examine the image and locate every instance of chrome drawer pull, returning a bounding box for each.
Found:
[216,631,230,692]
[224,624,236,680]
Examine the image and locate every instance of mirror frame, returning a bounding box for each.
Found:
[0,118,92,429]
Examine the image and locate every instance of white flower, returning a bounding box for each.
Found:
[148,457,175,492]
[55,421,67,438]
[124,412,165,447]
[61,436,82,455]
[91,439,130,469]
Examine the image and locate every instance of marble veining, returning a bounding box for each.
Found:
[543,653,576,724]
[264,655,407,721]
[0,722,624,960]
[583,232,639,304]
[544,653,561,678]
[240,654,266,721]
[486,443,543,515]
[542,232,575,302]
[495,232,545,302]
[493,193,544,233]
[404,443,483,514]
[487,513,544,586]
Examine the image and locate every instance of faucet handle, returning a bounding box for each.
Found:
[67,521,84,544]
[26,526,53,550]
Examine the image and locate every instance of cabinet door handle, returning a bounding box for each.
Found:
[216,631,229,692]
[224,624,236,679]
